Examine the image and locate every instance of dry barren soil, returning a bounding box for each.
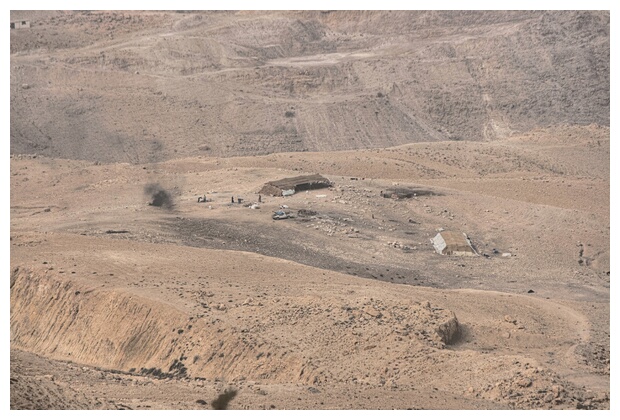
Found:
[10,10,610,410]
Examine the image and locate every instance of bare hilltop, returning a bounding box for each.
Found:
[10,10,610,410]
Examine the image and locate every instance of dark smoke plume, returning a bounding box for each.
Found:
[144,183,174,209]
[210,388,238,410]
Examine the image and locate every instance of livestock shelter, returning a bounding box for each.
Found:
[259,174,331,196]
[431,231,477,256]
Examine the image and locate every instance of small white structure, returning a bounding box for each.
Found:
[11,20,31,29]
[431,231,477,256]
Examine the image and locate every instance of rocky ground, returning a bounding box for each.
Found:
[9,10,610,411]
[9,126,610,409]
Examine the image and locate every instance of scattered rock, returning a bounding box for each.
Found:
[363,307,381,317]
[516,378,532,388]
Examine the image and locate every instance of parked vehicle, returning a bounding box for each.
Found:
[272,210,290,220]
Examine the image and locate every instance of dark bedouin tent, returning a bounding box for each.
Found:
[259,174,331,196]
[431,231,477,256]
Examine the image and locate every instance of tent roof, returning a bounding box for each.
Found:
[266,174,330,190]
[432,231,476,255]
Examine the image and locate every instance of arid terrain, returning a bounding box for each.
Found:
[10,10,610,410]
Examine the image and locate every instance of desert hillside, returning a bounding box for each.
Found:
[10,10,609,410]
[10,10,609,162]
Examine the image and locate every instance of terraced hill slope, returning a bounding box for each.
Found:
[10,10,609,162]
